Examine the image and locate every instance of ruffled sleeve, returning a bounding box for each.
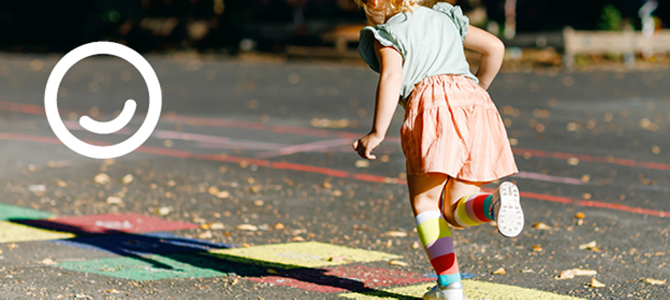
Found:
[432,3,469,43]
[358,26,403,73]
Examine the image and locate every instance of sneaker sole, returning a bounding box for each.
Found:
[496,182,524,238]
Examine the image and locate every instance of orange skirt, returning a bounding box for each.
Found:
[400,74,518,182]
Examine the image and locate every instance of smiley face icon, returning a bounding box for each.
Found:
[44,42,162,159]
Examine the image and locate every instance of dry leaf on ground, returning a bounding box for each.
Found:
[106,197,123,205]
[575,212,585,219]
[385,231,407,237]
[121,174,134,185]
[388,260,408,267]
[197,231,213,239]
[578,241,597,250]
[590,278,605,288]
[94,173,111,185]
[492,267,506,275]
[355,160,370,168]
[643,278,667,285]
[533,222,553,230]
[555,268,597,279]
[236,224,258,231]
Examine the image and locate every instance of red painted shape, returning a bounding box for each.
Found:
[246,265,432,293]
[2,133,670,219]
[39,213,197,234]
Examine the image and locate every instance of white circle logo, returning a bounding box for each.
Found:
[44,41,162,159]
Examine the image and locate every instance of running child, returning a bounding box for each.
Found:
[350,1,524,299]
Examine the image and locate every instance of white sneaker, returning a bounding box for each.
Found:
[491,181,524,238]
[423,282,467,300]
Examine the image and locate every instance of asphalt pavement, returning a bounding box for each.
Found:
[0,53,669,299]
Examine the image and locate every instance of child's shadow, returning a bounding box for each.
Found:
[12,218,419,299]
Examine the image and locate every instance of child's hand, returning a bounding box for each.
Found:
[352,133,384,160]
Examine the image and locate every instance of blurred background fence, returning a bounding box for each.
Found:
[1,0,669,67]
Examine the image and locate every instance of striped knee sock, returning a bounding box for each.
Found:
[454,193,495,227]
[416,211,461,287]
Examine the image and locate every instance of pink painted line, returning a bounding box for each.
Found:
[2,100,663,172]
[255,138,353,159]
[1,132,669,219]
[513,171,583,185]
[513,147,670,171]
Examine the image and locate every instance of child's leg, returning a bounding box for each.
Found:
[442,179,524,238]
[408,174,462,290]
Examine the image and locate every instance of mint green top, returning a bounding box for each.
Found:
[358,3,478,107]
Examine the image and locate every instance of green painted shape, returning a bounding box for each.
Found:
[0,203,52,221]
[57,252,270,281]
[56,252,244,281]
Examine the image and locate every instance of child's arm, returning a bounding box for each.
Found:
[352,40,403,160]
[463,26,505,90]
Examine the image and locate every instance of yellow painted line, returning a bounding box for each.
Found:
[208,241,401,268]
[339,280,585,300]
[0,221,74,243]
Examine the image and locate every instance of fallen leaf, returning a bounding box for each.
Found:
[274,223,285,230]
[355,160,370,168]
[292,236,305,242]
[192,217,207,223]
[56,180,68,187]
[556,268,597,279]
[236,224,258,231]
[106,196,123,205]
[575,212,585,219]
[567,157,580,165]
[322,182,333,189]
[257,224,270,231]
[329,256,346,262]
[197,230,212,239]
[590,278,605,288]
[41,258,56,265]
[199,224,210,230]
[533,222,553,230]
[121,174,134,185]
[533,244,543,252]
[210,223,225,230]
[643,278,666,285]
[412,241,420,249]
[254,200,264,206]
[388,260,408,267]
[580,174,591,183]
[157,206,172,216]
[492,267,506,275]
[385,230,407,237]
[7,243,18,250]
[106,289,120,294]
[582,193,591,200]
[208,186,220,195]
[579,241,599,251]
[94,173,111,185]
[216,191,230,199]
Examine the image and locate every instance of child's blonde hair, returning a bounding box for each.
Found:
[353,0,421,14]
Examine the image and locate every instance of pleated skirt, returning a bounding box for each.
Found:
[400,74,518,182]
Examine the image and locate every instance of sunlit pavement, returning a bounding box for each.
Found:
[0,54,669,299]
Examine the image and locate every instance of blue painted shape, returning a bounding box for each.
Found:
[52,232,230,256]
[425,272,478,279]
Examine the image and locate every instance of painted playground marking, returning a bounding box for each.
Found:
[0,202,579,300]
[339,281,586,300]
[208,241,401,268]
[0,221,74,243]
[21,213,198,234]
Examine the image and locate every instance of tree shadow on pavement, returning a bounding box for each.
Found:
[12,218,421,299]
